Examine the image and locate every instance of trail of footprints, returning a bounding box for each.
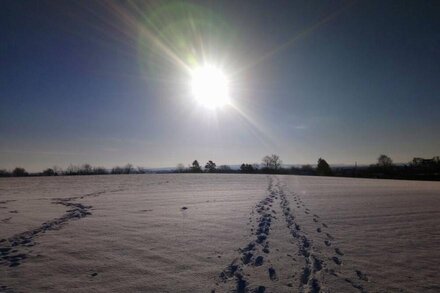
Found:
[217,178,280,292]
[0,180,169,271]
[216,177,369,292]
[0,189,127,268]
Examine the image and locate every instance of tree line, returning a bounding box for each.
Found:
[333,155,440,181]
[0,163,150,177]
[173,154,333,176]
[174,154,440,181]
[1,154,439,181]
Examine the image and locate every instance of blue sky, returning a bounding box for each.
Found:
[1,0,439,171]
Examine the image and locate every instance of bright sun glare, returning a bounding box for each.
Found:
[191,65,230,109]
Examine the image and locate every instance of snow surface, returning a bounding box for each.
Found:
[0,174,439,292]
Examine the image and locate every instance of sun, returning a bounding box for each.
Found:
[190,65,230,109]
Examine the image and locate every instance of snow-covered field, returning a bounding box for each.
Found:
[0,174,439,292]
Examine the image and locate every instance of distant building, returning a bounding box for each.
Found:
[412,156,440,166]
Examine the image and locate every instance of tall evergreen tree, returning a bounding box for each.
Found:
[190,160,202,173]
[316,158,332,176]
[205,160,217,172]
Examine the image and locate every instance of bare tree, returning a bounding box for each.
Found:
[52,166,62,176]
[377,154,393,167]
[66,164,79,175]
[262,156,270,168]
[81,163,93,175]
[271,154,282,170]
[93,167,108,175]
[111,166,124,174]
[12,167,28,177]
[262,154,282,170]
[123,163,134,174]
[42,168,56,176]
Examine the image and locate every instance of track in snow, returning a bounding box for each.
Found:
[215,176,370,292]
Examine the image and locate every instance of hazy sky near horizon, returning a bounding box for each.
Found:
[1,0,439,171]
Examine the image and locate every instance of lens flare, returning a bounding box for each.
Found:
[191,65,230,109]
